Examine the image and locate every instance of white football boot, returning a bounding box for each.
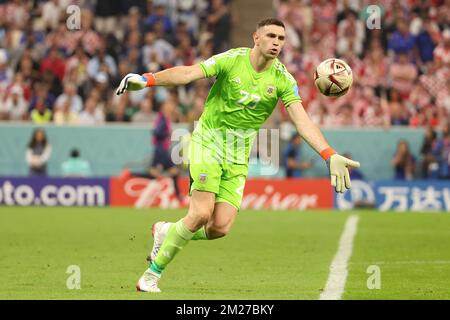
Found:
[136,268,161,293]
[147,221,172,263]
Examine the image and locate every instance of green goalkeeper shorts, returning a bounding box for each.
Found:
[188,139,248,211]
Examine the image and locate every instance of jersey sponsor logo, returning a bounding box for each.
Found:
[199,173,208,184]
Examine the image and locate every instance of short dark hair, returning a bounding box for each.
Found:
[70,149,80,158]
[257,18,285,30]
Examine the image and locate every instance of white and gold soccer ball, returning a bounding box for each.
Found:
[314,58,353,97]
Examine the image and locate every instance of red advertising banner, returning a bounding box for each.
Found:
[110,177,333,210]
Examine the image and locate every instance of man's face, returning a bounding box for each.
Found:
[293,136,302,146]
[254,24,286,59]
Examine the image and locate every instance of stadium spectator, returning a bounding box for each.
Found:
[384,89,410,126]
[3,0,30,29]
[309,103,333,127]
[78,97,105,125]
[87,41,118,81]
[26,128,52,176]
[54,83,83,114]
[150,99,183,202]
[419,61,447,98]
[334,103,354,127]
[437,78,450,116]
[389,53,418,96]
[0,85,28,121]
[336,11,365,57]
[282,133,313,178]
[94,0,122,35]
[39,46,66,81]
[64,46,90,89]
[420,126,438,179]
[207,0,232,54]
[391,139,416,180]
[1,0,449,129]
[144,4,173,35]
[41,0,64,31]
[432,123,450,179]
[53,98,79,125]
[434,29,450,69]
[360,45,388,91]
[409,82,432,113]
[0,48,13,88]
[132,98,155,124]
[61,148,92,177]
[414,15,440,68]
[17,51,41,87]
[30,96,52,124]
[387,19,416,60]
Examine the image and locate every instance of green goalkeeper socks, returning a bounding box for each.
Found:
[150,219,194,274]
[191,226,208,240]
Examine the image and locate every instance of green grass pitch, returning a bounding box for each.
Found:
[1,207,450,300]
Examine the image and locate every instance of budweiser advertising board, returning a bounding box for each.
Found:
[110,177,333,210]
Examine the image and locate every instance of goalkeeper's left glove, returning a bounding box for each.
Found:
[116,73,156,95]
[321,148,361,193]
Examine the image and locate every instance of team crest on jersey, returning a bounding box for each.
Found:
[199,173,208,184]
[266,85,275,96]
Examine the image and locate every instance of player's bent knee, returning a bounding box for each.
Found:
[186,207,213,227]
[206,225,231,239]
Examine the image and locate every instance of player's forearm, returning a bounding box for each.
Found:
[116,64,206,95]
[287,102,332,155]
[153,65,204,86]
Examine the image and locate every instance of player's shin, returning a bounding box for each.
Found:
[149,219,195,274]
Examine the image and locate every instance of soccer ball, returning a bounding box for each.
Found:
[314,58,353,97]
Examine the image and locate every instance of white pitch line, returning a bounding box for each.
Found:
[351,260,450,265]
[320,215,359,300]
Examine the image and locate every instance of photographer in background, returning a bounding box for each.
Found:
[391,139,416,180]
[61,148,92,177]
[26,128,52,176]
[282,133,313,178]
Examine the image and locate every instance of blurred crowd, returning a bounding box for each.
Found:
[1,0,450,131]
[0,0,233,125]
[390,123,450,180]
[275,0,450,129]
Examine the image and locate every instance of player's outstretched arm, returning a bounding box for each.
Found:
[116,65,205,95]
[286,101,360,193]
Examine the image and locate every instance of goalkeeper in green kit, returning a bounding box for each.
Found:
[116,18,360,293]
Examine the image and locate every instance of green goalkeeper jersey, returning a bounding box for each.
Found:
[194,47,301,164]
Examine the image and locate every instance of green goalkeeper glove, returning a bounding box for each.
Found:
[321,148,360,193]
[326,154,361,193]
[116,73,156,95]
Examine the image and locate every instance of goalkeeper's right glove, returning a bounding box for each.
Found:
[321,147,361,193]
[116,73,156,95]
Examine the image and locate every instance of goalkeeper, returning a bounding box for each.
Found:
[116,18,361,293]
